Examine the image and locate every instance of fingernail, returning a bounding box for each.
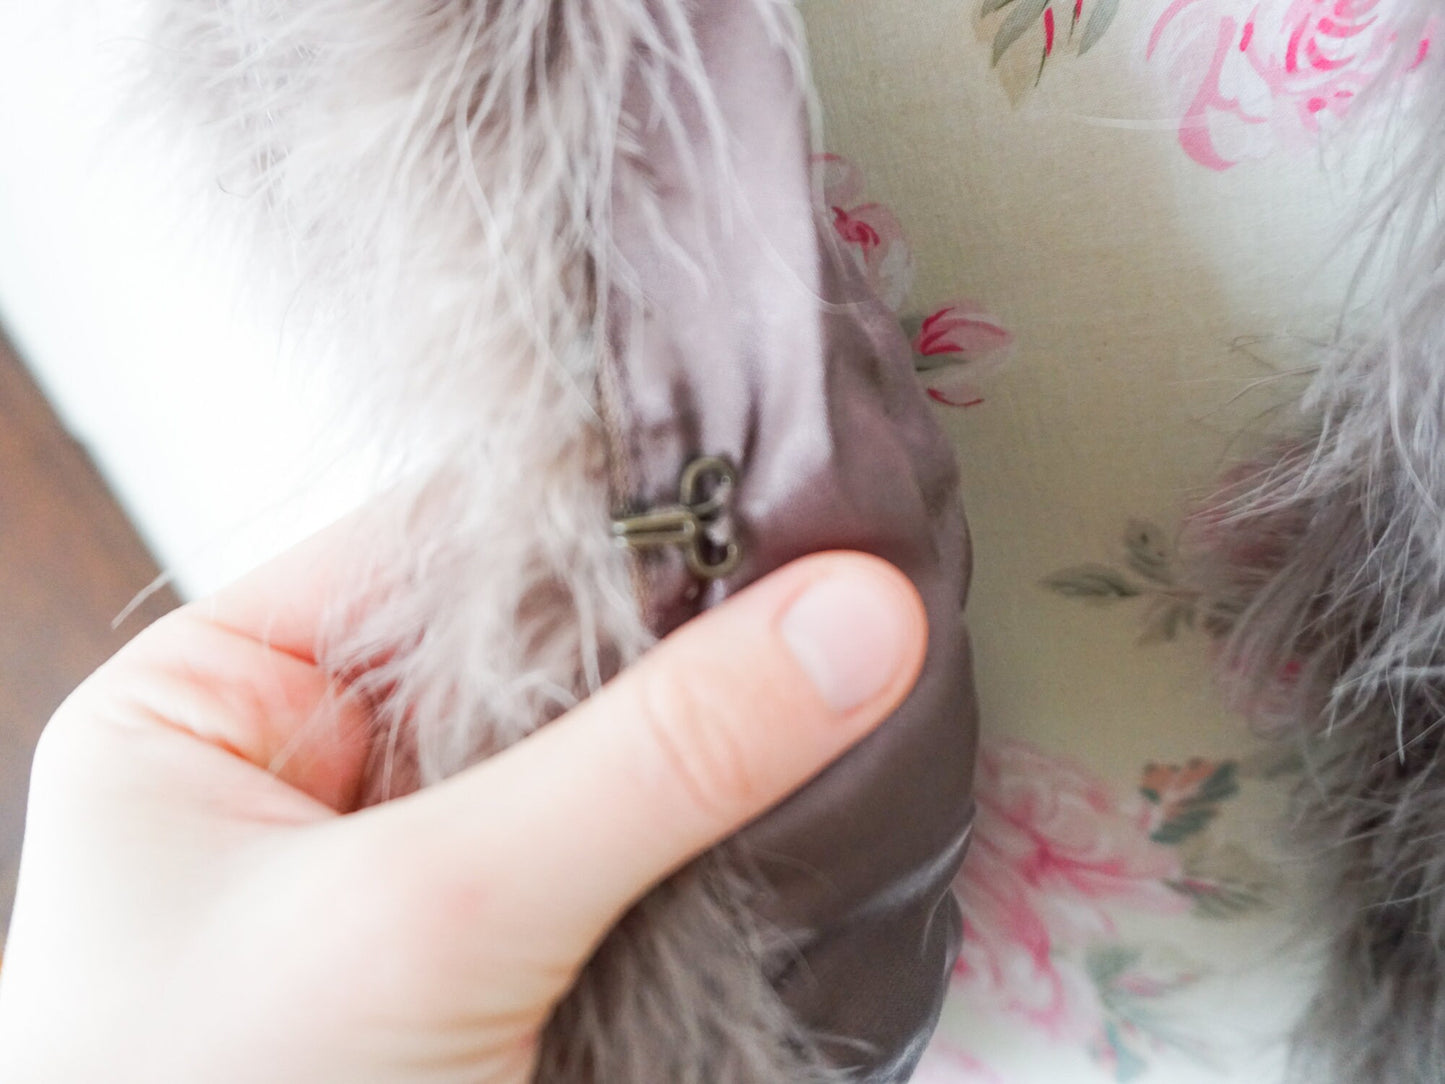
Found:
[779,566,916,713]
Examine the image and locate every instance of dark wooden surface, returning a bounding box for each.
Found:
[0,329,179,943]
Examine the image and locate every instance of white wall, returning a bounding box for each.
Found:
[0,4,371,600]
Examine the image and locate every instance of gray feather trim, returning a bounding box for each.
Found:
[539,856,853,1083]
[1186,8,1445,1079]
[143,2,847,1081]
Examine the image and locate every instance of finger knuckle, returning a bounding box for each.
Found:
[630,664,767,825]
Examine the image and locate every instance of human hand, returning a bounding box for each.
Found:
[0,519,926,1084]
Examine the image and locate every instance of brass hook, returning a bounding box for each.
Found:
[611,455,742,580]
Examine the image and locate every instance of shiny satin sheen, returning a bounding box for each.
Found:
[604,3,980,1079]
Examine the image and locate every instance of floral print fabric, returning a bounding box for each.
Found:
[1148,0,1431,169]
[976,0,1429,167]
[797,0,1419,1078]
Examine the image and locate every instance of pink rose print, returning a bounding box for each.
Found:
[813,154,1012,407]
[813,153,915,311]
[952,739,1189,1042]
[929,731,1275,1077]
[912,302,1015,408]
[1147,0,1431,169]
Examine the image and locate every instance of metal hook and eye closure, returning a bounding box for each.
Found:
[611,455,743,580]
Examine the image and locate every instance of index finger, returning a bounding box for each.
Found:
[188,501,382,664]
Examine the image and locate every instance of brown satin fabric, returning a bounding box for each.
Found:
[606,3,979,1079]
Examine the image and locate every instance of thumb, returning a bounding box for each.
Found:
[373,551,928,964]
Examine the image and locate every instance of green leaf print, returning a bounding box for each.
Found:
[1041,564,1143,601]
[992,0,1050,65]
[1079,0,1122,54]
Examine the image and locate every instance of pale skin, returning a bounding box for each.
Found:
[0,517,927,1084]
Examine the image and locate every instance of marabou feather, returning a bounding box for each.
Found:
[144,2,848,1080]
[1186,6,1445,1079]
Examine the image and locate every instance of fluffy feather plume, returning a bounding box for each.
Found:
[145,1,846,1079]
[1185,7,1445,1079]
